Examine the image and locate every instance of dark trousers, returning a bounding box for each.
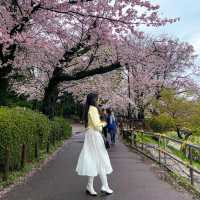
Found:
[109,129,117,144]
[102,127,107,138]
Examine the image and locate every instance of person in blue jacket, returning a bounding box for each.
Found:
[106,108,118,145]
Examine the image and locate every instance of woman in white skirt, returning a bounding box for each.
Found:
[76,93,113,196]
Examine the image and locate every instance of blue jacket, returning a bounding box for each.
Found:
[107,114,117,131]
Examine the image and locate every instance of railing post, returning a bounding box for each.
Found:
[158,135,161,164]
[131,131,133,146]
[134,133,137,147]
[163,137,167,165]
[120,121,124,135]
[141,131,144,151]
[188,145,194,185]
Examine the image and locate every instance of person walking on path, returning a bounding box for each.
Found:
[76,93,113,196]
[106,108,118,145]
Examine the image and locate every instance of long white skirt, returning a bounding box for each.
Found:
[76,128,113,176]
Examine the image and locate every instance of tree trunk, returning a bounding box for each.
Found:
[0,77,10,105]
[42,63,121,118]
[138,107,145,128]
[42,81,59,119]
[0,65,13,102]
[42,67,62,118]
[138,107,144,121]
[0,43,16,105]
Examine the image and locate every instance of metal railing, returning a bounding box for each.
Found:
[121,128,200,188]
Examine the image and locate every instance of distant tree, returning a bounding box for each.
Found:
[152,89,196,138]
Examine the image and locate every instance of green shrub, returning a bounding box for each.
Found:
[0,107,72,173]
[0,107,51,170]
[146,114,175,132]
[0,107,22,170]
[50,117,72,142]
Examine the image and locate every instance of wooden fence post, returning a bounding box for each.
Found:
[46,137,50,153]
[188,145,194,185]
[163,137,167,165]
[21,144,26,169]
[3,146,10,181]
[53,132,55,146]
[158,135,161,164]
[141,131,144,151]
[131,131,134,146]
[35,141,39,160]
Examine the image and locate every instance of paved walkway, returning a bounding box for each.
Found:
[2,124,193,200]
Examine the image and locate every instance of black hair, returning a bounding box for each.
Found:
[83,93,98,128]
[106,108,112,115]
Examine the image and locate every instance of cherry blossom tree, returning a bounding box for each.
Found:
[67,35,198,120]
[116,35,199,121]
[0,0,178,117]
[60,35,199,120]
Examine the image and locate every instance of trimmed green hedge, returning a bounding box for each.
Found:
[0,107,72,178]
[49,117,72,145]
[51,117,72,139]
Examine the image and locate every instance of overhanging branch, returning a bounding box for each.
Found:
[59,62,121,82]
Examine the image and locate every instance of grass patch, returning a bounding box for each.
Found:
[136,133,158,145]
[168,145,200,170]
[135,132,200,170]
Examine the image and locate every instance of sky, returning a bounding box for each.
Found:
[141,0,200,59]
